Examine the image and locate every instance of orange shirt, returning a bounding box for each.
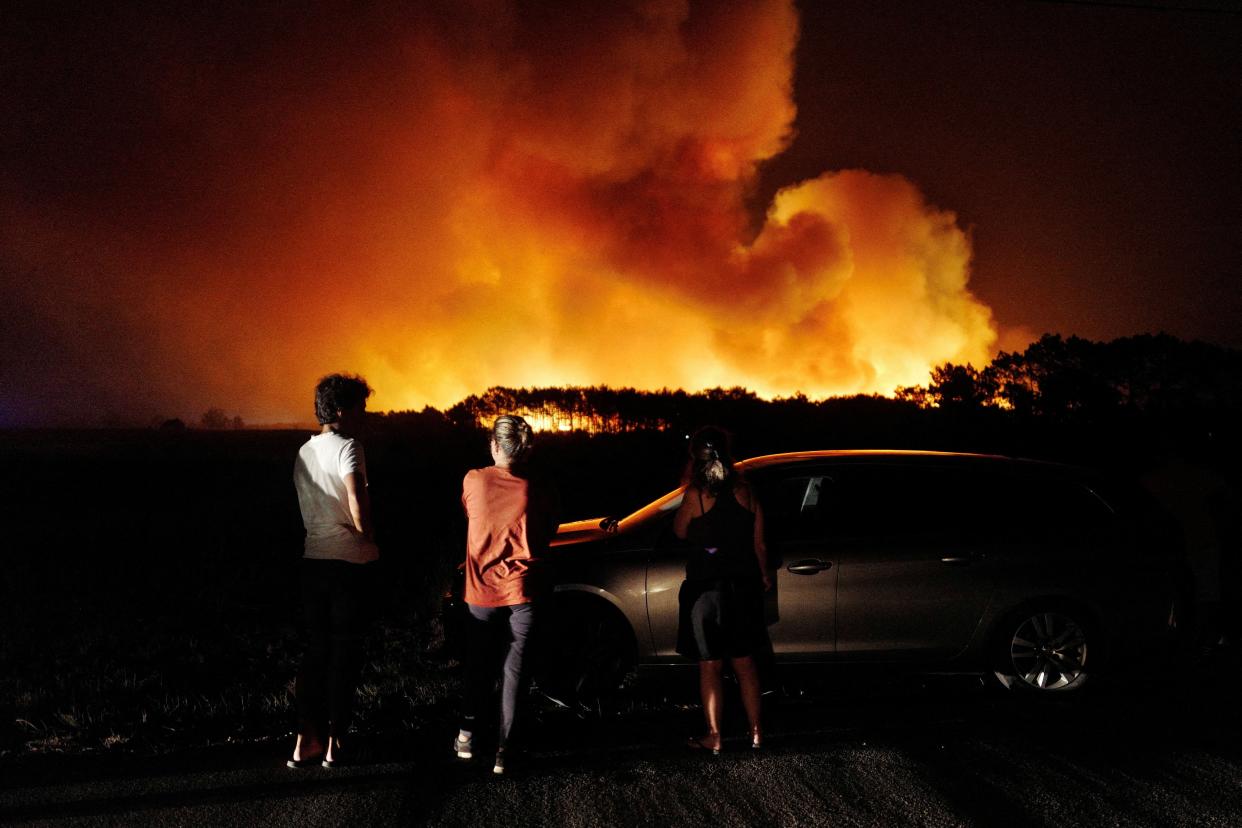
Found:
[462,466,554,607]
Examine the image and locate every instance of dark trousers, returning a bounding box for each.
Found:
[462,602,538,748]
[295,558,375,741]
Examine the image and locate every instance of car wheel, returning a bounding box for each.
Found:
[535,598,634,713]
[992,607,1094,693]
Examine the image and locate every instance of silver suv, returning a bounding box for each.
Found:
[450,450,1184,698]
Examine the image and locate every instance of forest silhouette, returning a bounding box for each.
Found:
[380,332,1242,434]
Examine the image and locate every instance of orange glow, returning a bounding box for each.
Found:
[509,409,621,435]
[1,1,997,424]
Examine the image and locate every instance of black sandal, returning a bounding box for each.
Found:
[687,735,721,756]
[286,753,323,770]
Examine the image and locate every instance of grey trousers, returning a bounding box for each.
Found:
[462,602,538,748]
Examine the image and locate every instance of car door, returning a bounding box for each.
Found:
[644,509,691,657]
[644,470,839,659]
[752,470,837,657]
[827,464,996,661]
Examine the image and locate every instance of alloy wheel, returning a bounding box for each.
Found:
[1008,612,1088,690]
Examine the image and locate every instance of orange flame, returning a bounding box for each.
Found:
[0,0,996,425]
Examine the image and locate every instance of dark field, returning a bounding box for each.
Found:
[0,423,691,759]
[1,404,1238,761]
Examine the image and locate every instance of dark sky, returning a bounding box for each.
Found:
[1,0,1239,425]
[766,0,1241,352]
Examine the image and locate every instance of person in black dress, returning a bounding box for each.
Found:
[674,427,770,753]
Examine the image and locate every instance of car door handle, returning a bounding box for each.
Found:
[787,559,832,575]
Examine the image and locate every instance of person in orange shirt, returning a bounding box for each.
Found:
[454,415,558,775]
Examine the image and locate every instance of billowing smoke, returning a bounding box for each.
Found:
[1,0,995,425]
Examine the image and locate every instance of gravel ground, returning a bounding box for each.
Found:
[4,664,1241,827]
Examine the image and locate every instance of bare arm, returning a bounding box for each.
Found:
[753,497,771,589]
[343,471,373,541]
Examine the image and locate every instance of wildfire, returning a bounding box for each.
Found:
[517,411,597,434]
[1,0,997,425]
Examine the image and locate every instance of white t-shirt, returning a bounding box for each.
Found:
[293,431,380,564]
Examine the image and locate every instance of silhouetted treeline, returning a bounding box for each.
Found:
[897,333,1242,418]
[441,384,910,437]
[384,333,1240,445]
[445,386,757,433]
[371,332,1242,494]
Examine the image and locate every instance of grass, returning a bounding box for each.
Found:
[1,607,459,758]
[0,426,675,761]
[0,428,473,760]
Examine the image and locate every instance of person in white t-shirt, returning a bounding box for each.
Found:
[287,373,379,770]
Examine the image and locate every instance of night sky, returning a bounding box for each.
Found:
[765,0,1241,354]
[3,0,1238,426]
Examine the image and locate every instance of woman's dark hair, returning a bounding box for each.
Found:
[314,374,373,425]
[492,414,534,464]
[687,426,737,495]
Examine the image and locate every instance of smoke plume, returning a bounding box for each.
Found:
[1,0,996,425]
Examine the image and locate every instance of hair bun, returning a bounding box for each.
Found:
[492,413,534,461]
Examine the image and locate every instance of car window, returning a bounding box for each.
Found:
[1084,476,1177,557]
[754,472,831,542]
[820,466,969,544]
[996,477,1116,545]
[813,465,1116,548]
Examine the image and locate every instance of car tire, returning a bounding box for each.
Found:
[534,596,635,713]
[990,604,1097,694]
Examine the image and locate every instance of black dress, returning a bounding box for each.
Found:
[675,485,768,660]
